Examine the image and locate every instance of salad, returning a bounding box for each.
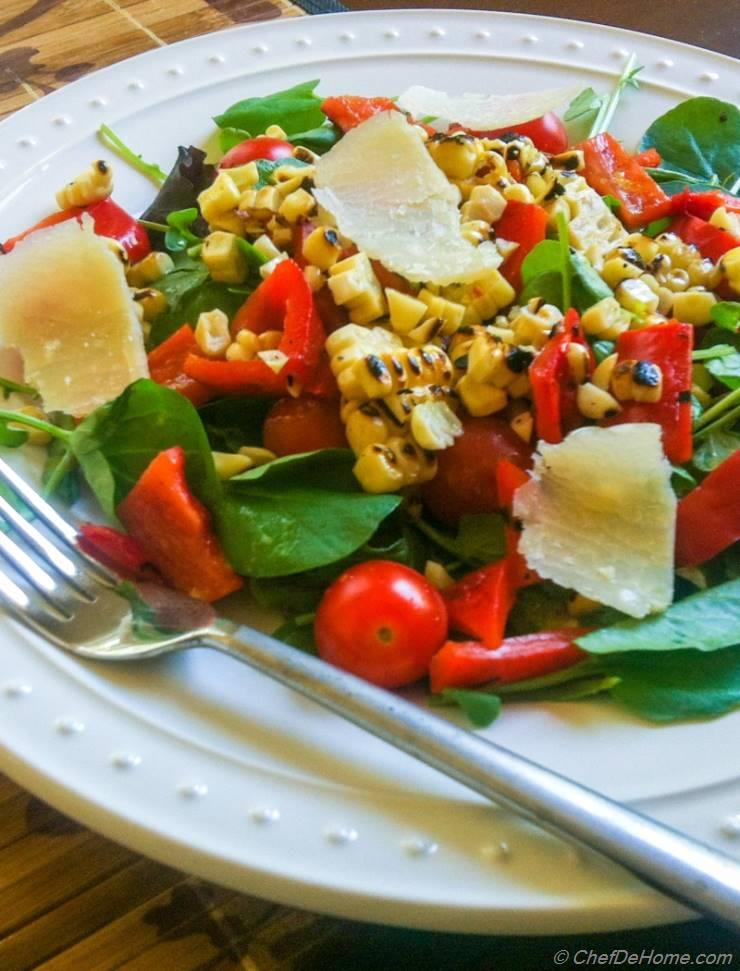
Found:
[0,60,738,729]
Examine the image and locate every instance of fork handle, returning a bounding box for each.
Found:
[206,622,740,931]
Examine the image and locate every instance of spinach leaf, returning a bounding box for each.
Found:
[288,123,341,155]
[139,146,216,238]
[519,239,612,312]
[198,396,273,452]
[215,81,326,138]
[431,689,502,728]
[71,379,221,519]
[711,301,740,332]
[693,429,740,472]
[413,513,507,567]
[577,579,740,654]
[670,464,697,498]
[220,449,401,577]
[219,127,250,153]
[639,97,740,196]
[706,350,740,390]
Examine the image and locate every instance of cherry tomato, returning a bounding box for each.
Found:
[262,396,347,456]
[420,417,533,526]
[315,561,448,688]
[219,136,294,169]
[470,112,568,155]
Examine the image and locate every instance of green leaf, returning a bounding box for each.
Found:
[591,339,616,364]
[670,464,697,497]
[198,396,273,452]
[639,97,740,195]
[706,351,740,390]
[692,344,736,362]
[602,194,621,212]
[433,689,502,728]
[588,54,642,138]
[219,127,250,154]
[0,421,28,448]
[693,429,740,472]
[711,301,740,332]
[643,216,673,237]
[272,617,317,653]
[520,239,612,313]
[576,579,740,654]
[414,513,507,567]
[219,449,401,577]
[287,123,341,155]
[0,376,38,400]
[254,157,309,189]
[215,81,326,137]
[98,124,167,185]
[564,87,605,125]
[71,379,221,519]
[42,414,79,503]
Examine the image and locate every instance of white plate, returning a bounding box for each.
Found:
[0,9,739,936]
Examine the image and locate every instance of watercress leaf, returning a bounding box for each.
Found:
[576,578,740,654]
[605,646,740,722]
[220,449,401,577]
[72,379,221,519]
[414,513,507,567]
[711,301,740,332]
[564,87,605,124]
[219,127,250,154]
[215,81,326,137]
[139,146,216,238]
[254,157,309,189]
[287,123,341,155]
[706,350,740,390]
[693,429,740,472]
[148,262,248,347]
[433,689,502,728]
[670,464,697,498]
[198,396,273,452]
[0,421,28,448]
[639,97,740,193]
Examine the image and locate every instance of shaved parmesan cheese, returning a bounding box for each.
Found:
[314,112,502,285]
[397,84,580,132]
[513,425,676,618]
[0,218,149,416]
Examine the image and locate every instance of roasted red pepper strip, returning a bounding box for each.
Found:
[495,458,530,512]
[184,259,325,395]
[321,95,399,132]
[579,133,672,229]
[147,325,214,407]
[529,308,591,444]
[675,451,740,567]
[117,447,242,602]
[77,523,150,579]
[2,198,151,262]
[495,201,549,291]
[429,629,589,693]
[633,147,662,168]
[669,213,740,263]
[604,320,693,464]
[670,189,740,220]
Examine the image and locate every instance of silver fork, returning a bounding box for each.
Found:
[0,456,738,932]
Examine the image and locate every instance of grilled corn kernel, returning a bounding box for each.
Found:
[265,124,288,139]
[202,231,248,284]
[198,172,241,222]
[226,161,259,191]
[623,233,659,264]
[273,163,315,197]
[56,160,113,209]
[353,443,406,493]
[709,206,740,236]
[615,278,660,317]
[407,316,445,346]
[195,308,231,358]
[461,220,490,245]
[252,234,283,262]
[259,254,288,279]
[302,226,342,270]
[131,287,167,321]
[511,302,563,348]
[720,246,740,294]
[551,149,584,172]
[338,345,452,401]
[460,184,507,224]
[502,183,535,204]
[255,329,281,351]
[566,342,590,384]
[601,255,644,289]
[278,188,317,224]
[576,382,621,420]
[421,294,466,335]
[127,251,174,287]
[344,403,391,453]
[303,265,325,292]
[328,253,386,323]
[425,560,455,590]
[387,288,427,335]
[580,297,629,341]
[611,359,663,404]
[428,134,482,180]
[510,410,534,443]
[410,401,463,451]
[327,323,402,376]
[463,270,516,323]
[257,349,289,374]
[238,446,277,467]
[456,375,507,416]
[212,451,253,480]
[592,352,619,391]
[225,329,259,361]
[8,406,53,446]
[670,289,717,326]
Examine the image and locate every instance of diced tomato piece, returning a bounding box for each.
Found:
[495,201,549,291]
[262,396,347,455]
[675,451,740,567]
[147,325,214,407]
[219,136,293,169]
[495,458,529,512]
[321,96,399,132]
[117,447,242,602]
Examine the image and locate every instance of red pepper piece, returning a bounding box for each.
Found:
[3,198,150,262]
[675,451,740,567]
[495,458,530,512]
[633,147,662,168]
[604,320,693,464]
[147,325,214,407]
[321,95,400,132]
[429,629,588,693]
[579,133,672,229]
[494,201,549,291]
[529,308,590,444]
[669,213,740,263]
[77,523,150,579]
[312,286,349,335]
[370,260,416,296]
[184,259,325,395]
[670,189,740,220]
[448,113,568,156]
[117,447,242,602]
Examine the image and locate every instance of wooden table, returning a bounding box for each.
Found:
[0,2,738,968]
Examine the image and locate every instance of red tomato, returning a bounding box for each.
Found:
[420,417,533,526]
[219,136,294,169]
[470,112,568,155]
[315,562,448,688]
[262,396,347,456]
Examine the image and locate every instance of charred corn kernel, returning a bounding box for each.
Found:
[551,149,584,172]
[238,446,277,467]
[102,238,129,268]
[709,206,740,236]
[198,171,241,222]
[502,182,535,204]
[393,437,437,486]
[226,161,259,191]
[273,163,315,197]
[127,251,174,287]
[410,401,463,450]
[328,253,386,323]
[338,345,452,400]
[510,410,534,443]
[344,402,391,452]
[387,288,427,335]
[566,342,590,383]
[428,134,482,180]
[56,160,113,209]
[424,560,455,590]
[511,302,563,348]
[423,294,467,335]
[293,145,319,164]
[461,220,490,245]
[460,185,507,224]
[202,231,248,284]
[567,593,601,617]
[257,349,288,374]
[456,375,507,416]
[195,308,231,358]
[131,287,167,321]
[257,329,283,351]
[670,289,717,326]
[259,254,288,279]
[252,234,283,262]
[526,170,556,202]
[212,451,253,480]
[265,124,288,139]
[615,278,660,317]
[623,232,659,264]
[462,270,516,323]
[278,188,317,224]
[601,255,644,289]
[327,324,402,378]
[302,226,342,270]
[378,386,456,427]
[266,216,294,249]
[720,246,740,293]
[611,359,663,403]
[507,372,530,398]
[9,406,53,445]
[353,443,406,493]
[592,352,619,391]
[303,265,325,292]
[576,382,621,420]
[580,297,629,341]
[407,316,444,346]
